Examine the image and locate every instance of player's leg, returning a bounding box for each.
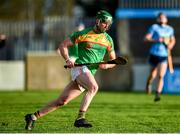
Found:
[38,81,82,117]
[146,66,158,94]
[25,81,82,130]
[74,70,98,128]
[157,62,167,93]
[77,72,98,112]
[154,62,167,101]
[146,55,158,94]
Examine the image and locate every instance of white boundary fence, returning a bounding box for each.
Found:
[0,17,94,60]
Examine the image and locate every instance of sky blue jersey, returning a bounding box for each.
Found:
[148,24,174,57]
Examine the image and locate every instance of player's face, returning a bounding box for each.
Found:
[96,19,111,33]
[158,14,168,24]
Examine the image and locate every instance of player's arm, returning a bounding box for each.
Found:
[144,33,163,44]
[107,50,116,68]
[57,38,75,68]
[99,50,116,69]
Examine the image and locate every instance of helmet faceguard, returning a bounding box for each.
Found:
[95,10,113,32]
[96,10,112,23]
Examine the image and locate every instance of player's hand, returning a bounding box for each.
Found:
[163,37,170,46]
[158,37,164,43]
[65,59,74,68]
[159,37,170,46]
[167,44,174,50]
[99,64,108,69]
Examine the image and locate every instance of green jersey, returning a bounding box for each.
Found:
[69,27,114,75]
[68,45,78,59]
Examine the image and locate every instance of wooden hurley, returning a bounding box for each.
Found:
[164,37,174,74]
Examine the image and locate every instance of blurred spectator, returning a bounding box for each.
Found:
[0,34,6,49]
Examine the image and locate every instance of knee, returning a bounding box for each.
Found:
[151,70,157,78]
[56,96,68,107]
[88,83,99,94]
[151,73,157,79]
[159,75,164,80]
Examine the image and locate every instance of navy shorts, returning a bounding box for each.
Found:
[148,54,167,67]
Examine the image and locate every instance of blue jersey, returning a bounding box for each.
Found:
[147,24,174,57]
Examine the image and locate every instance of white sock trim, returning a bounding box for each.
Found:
[31,114,37,120]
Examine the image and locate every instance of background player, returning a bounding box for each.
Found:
[144,12,176,101]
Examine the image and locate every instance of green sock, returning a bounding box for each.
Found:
[77,111,86,120]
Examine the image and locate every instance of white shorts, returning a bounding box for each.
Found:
[71,66,90,92]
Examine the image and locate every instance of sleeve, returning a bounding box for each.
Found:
[147,25,155,35]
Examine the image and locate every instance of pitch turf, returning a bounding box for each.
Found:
[0,91,180,133]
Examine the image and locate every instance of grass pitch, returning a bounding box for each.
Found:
[0,91,180,133]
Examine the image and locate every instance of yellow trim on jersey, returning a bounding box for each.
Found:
[74,31,112,51]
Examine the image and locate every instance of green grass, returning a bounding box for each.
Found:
[0,91,180,133]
